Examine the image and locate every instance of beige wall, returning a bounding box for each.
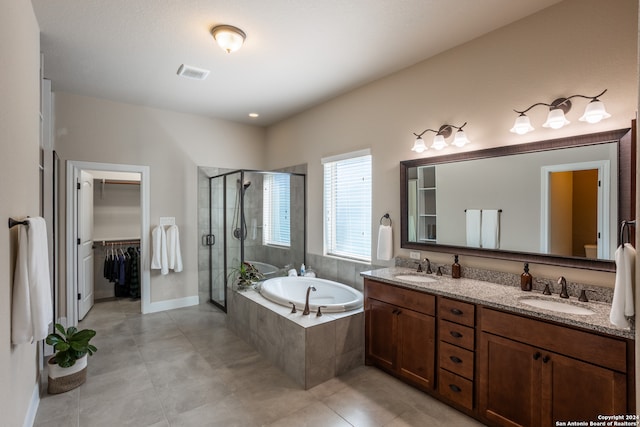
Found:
[54,93,266,304]
[1,0,42,425]
[265,0,638,287]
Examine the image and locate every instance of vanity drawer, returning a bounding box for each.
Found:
[439,319,474,351]
[438,368,473,410]
[438,297,475,327]
[439,341,474,380]
[365,279,435,315]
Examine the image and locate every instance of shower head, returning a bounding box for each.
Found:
[237,179,251,191]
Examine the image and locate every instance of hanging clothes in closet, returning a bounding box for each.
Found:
[102,242,140,299]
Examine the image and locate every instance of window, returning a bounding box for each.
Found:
[263,173,290,247]
[323,150,372,262]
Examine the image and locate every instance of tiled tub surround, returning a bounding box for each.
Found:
[362,267,633,340]
[227,288,364,389]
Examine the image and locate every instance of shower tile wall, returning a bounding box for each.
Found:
[199,163,382,304]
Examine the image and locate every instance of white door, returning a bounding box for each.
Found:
[78,170,94,320]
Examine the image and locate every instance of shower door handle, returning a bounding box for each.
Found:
[202,234,216,246]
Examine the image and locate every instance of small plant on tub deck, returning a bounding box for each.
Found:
[46,323,97,367]
[228,261,264,290]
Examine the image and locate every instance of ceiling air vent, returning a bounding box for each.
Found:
[177,64,210,81]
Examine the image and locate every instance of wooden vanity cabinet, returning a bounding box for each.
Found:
[364,279,634,427]
[365,279,436,390]
[479,307,631,427]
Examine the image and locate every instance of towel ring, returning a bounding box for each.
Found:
[620,220,636,246]
[380,213,392,226]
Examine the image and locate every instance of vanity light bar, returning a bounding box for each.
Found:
[411,122,470,153]
[510,89,610,135]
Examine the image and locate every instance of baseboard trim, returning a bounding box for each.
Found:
[145,296,199,313]
[23,382,40,427]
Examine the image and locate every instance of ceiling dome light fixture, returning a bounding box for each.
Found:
[510,89,609,135]
[411,122,470,153]
[211,25,246,53]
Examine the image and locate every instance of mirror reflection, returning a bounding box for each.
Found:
[401,127,633,270]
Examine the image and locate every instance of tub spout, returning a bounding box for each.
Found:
[302,286,317,315]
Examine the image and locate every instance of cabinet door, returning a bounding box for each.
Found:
[479,333,542,427]
[366,298,397,371]
[542,351,627,425]
[397,308,436,389]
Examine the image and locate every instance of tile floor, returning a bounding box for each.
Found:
[34,299,485,426]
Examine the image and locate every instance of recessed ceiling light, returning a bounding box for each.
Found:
[176,64,210,80]
[248,113,259,118]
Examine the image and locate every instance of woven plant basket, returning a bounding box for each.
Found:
[47,354,88,394]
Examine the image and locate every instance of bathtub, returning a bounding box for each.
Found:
[260,276,363,313]
[246,260,279,276]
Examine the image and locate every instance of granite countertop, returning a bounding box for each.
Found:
[361,267,634,340]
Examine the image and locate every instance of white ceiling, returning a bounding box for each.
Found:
[31,0,561,126]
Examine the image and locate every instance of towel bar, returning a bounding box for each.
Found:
[8,218,29,229]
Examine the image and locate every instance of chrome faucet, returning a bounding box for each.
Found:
[558,276,569,299]
[422,258,432,274]
[302,286,317,315]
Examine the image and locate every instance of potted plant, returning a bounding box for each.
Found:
[228,261,264,290]
[45,323,97,394]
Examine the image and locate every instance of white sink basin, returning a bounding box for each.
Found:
[519,298,595,315]
[394,274,438,284]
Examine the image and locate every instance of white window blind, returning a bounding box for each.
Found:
[263,174,291,247]
[323,151,372,261]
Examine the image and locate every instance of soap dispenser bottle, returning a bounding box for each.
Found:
[520,262,532,291]
[452,255,461,279]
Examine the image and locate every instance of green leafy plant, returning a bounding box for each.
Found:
[46,323,97,368]
[228,261,264,288]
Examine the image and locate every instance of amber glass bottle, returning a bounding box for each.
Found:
[520,262,532,291]
[452,255,461,279]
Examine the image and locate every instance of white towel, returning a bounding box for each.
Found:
[151,225,168,275]
[166,225,183,273]
[12,217,53,344]
[466,210,481,248]
[377,224,393,261]
[481,210,500,249]
[610,243,636,328]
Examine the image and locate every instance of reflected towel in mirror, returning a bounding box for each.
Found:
[466,210,481,248]
[481,210,500,249]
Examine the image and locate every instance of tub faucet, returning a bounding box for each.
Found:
[558,276,569,299]
[302,286,317,315]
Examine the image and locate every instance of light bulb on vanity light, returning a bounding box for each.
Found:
[542,108,570,130]
[579,99,611,124]
[411,136,428,153]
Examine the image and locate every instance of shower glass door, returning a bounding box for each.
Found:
[209,175,226,310]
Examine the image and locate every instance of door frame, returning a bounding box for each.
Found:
[540,160,610,259]
[66,160,150,326]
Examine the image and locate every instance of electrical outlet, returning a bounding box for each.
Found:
[409,251,421,260]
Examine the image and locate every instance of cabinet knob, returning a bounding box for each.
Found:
[449,356,463,364]
[542,355,550,364]
[449,384,462,393]
[533,352,541,360]
[449,331,463,338]
[450,308,463,316]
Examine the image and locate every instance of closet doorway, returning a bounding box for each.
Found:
[66,161,150,326]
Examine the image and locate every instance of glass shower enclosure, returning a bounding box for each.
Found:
[206,170,306,311]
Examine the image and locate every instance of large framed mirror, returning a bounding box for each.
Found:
[400,126,635,272]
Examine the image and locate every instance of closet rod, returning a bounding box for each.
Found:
[97,239,140,246]
[101,179,140,186]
